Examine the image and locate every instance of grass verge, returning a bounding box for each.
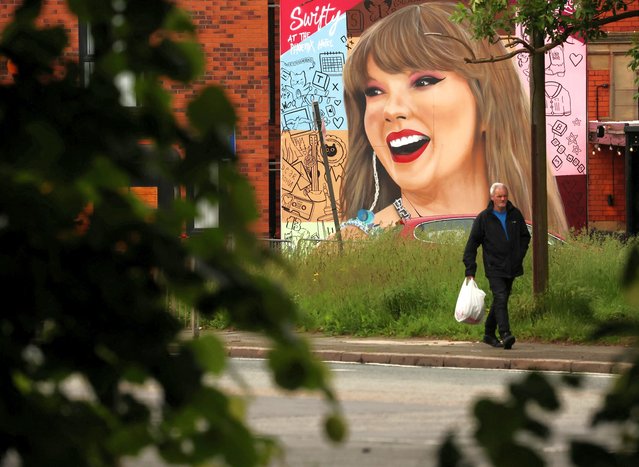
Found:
[205,230,639,345]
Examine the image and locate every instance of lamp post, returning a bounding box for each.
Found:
[596,83,609,120]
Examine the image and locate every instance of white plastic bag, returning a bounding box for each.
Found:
[454,278,486,325]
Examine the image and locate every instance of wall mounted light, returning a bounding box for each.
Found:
[597,125,605,137]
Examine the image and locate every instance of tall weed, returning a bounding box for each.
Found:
[210,231,637,344]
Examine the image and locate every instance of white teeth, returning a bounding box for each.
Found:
[389,135,428,148]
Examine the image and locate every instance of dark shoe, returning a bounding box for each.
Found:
[502,333,516,350]
[482,335,503,348]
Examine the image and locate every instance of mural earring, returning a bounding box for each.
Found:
[369,151,379,212]
[340,151,381,234]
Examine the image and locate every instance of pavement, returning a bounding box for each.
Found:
[196,330,638,375]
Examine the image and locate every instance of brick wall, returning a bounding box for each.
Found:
[586,2,639,231]
[587,145,627,231]
[0,0,272,236]
[587,68,620,229]
[602,2,639,32]
[180,1,271,236]
[4,2,637,236]
[587,69,611,120]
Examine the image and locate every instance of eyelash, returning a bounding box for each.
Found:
[363,76,445,97]
[414,76,444,87]
[364,87,382,97]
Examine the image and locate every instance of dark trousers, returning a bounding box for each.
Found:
[485,276,515,338]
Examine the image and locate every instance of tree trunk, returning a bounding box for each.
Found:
[530,29,549,295]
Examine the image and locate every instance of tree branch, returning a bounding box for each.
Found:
[589,8,639,29]
[462,47,526,64]
[433,9,639,65]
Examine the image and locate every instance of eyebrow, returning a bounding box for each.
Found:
[408,70,445,81]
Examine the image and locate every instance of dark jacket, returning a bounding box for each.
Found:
[463,200,531,278]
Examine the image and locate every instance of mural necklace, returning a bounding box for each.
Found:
[392,198,412,222]
[405,197,423,219]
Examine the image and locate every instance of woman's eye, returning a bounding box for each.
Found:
[414,76,444,88]
[364,86,383,97]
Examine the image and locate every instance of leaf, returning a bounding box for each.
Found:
[188,335,226,375]
[437,433,468,467]
[570,441,617,467]
[523,418,550,440]
[152,39,204,82]
[12,371,33,394]
[474,399,520,447]
[561,373,582,388]
[82,156,131,191]
[187,86,237,135]
[495,443,544,467]
[107,423,152,456]
[162,388,260,466]
[592,361,639,425]
[163,8,196,34]
[12,0,42,24]
[67,0,110,22]
[24,120,64,161]
[268,346,309,391]
[121,365,148,384]
[324,413,347,443]
[3,25,68,73]
[268,341,328,391]
[510,372,560,411]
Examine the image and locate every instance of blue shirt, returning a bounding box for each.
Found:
[492,209,509,239]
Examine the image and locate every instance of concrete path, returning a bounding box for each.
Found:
[189,330,638,375]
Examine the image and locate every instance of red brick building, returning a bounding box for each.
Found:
[586,2,639,233]
[1,1,638,236]
[0,0,278,237]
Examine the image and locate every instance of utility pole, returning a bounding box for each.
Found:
[312,101,343,252]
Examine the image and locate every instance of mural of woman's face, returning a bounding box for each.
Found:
[363,57,482,195]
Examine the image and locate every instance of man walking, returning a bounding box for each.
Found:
[463,183,531,349]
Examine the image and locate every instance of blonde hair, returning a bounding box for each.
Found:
[341,1,568,234]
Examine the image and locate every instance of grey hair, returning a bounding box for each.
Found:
[490,182,508,196]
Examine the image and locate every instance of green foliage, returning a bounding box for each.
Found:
[437,243,639,466]
[0,1,339,465]
[437,372,569,467]
[453,0,638,54]
[453,1,639,110]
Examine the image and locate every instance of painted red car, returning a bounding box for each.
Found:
[399,214,565,245]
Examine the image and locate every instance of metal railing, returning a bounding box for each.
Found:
[258,238,293,251]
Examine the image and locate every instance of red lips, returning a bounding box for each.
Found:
[386,129,430,163]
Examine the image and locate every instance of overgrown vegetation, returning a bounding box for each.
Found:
[204,231,638,345]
